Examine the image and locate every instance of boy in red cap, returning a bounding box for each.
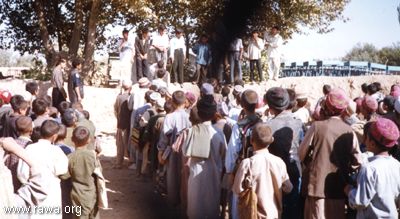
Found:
[299,88,362,219]
[345,118,400,218]
[360,96,379,122]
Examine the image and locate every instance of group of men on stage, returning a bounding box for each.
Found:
[118,25,283,85]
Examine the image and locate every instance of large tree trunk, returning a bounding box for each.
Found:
[68,0,84,59]
[82,0,100,79]
[53,0,63,52]
[33,0,55,67]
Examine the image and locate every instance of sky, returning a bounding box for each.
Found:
[281,0,400,63]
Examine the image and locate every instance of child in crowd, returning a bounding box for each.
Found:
[64,126,100,218]
[152,69,168,89]
[32,98,52,127]
[293,92,311,125]
[18,120,68,219]
[56,124,75,155]
[56,123,75,219]
[0,137,49,219]
[158,91,191,206]
[48,106,59,119]
[62,108,78,148]
[23,81,39,105]
[5,116,33,192]
[345,118,400,218]
[233,123,293,218]
[2,95,29,138]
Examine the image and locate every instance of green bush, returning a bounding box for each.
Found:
[21,57,51,81]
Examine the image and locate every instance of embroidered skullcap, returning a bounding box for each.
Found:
[370,118,400,148]
[325,88,348,113]
[362,96,378,113]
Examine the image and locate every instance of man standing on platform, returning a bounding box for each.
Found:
[248,30,264,83]
[193,34,212,84]
[152,25,170,69]
[169,28,186,84]
[264,26,283,81]
[119,28,135,83]
[135,28,151,80]
[228,37,243,84]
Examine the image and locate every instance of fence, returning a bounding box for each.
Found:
[0,67,30,78]
[280,60,400,78]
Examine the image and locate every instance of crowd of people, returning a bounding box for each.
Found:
[118,25,283,85]
[0,80,104,219]
[1,37,400,219]
[113,73,400,219]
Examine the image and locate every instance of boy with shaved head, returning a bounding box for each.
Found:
[158,90,191,206]
[5,116,33,192]
[233,123,292,218]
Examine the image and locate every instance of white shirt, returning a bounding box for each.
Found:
[230,38,243,52]
[228,107,242,122]
[17,139,68,219]
[128,87,149,111]
[152,32,170,50]
[119,38,134,62]
[247,37,264,60]
[264,33,283,58]
[293,107,310,124]
[169,36,186,58]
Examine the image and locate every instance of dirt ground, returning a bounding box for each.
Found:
[98,155,179,219]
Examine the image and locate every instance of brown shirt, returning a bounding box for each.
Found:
[299,117,362,199]
[114,92,132,130]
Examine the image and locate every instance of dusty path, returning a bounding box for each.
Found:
[99,155,179,219]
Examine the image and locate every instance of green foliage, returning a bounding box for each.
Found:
[378,43,400,66]
[21,57,51,81]
[122,0,349,42]
[343,42,400,66]
[343,43,380,63]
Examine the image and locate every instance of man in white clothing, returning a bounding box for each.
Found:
[264,26,283,81]
[248,30,264,82]
[169,28,186,84]
[152,25,170,69]
[119,28,136,83]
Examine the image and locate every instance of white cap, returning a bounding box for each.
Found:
[122,79,132,89]
[296,91,308,100]
[150,92,161,101]
[156,98,166,111]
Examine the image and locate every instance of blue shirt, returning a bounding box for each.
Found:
[193,43,211,65]
[349,155,400,219]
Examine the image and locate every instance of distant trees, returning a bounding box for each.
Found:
[343,43,400,66]
[0,0,137,76]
